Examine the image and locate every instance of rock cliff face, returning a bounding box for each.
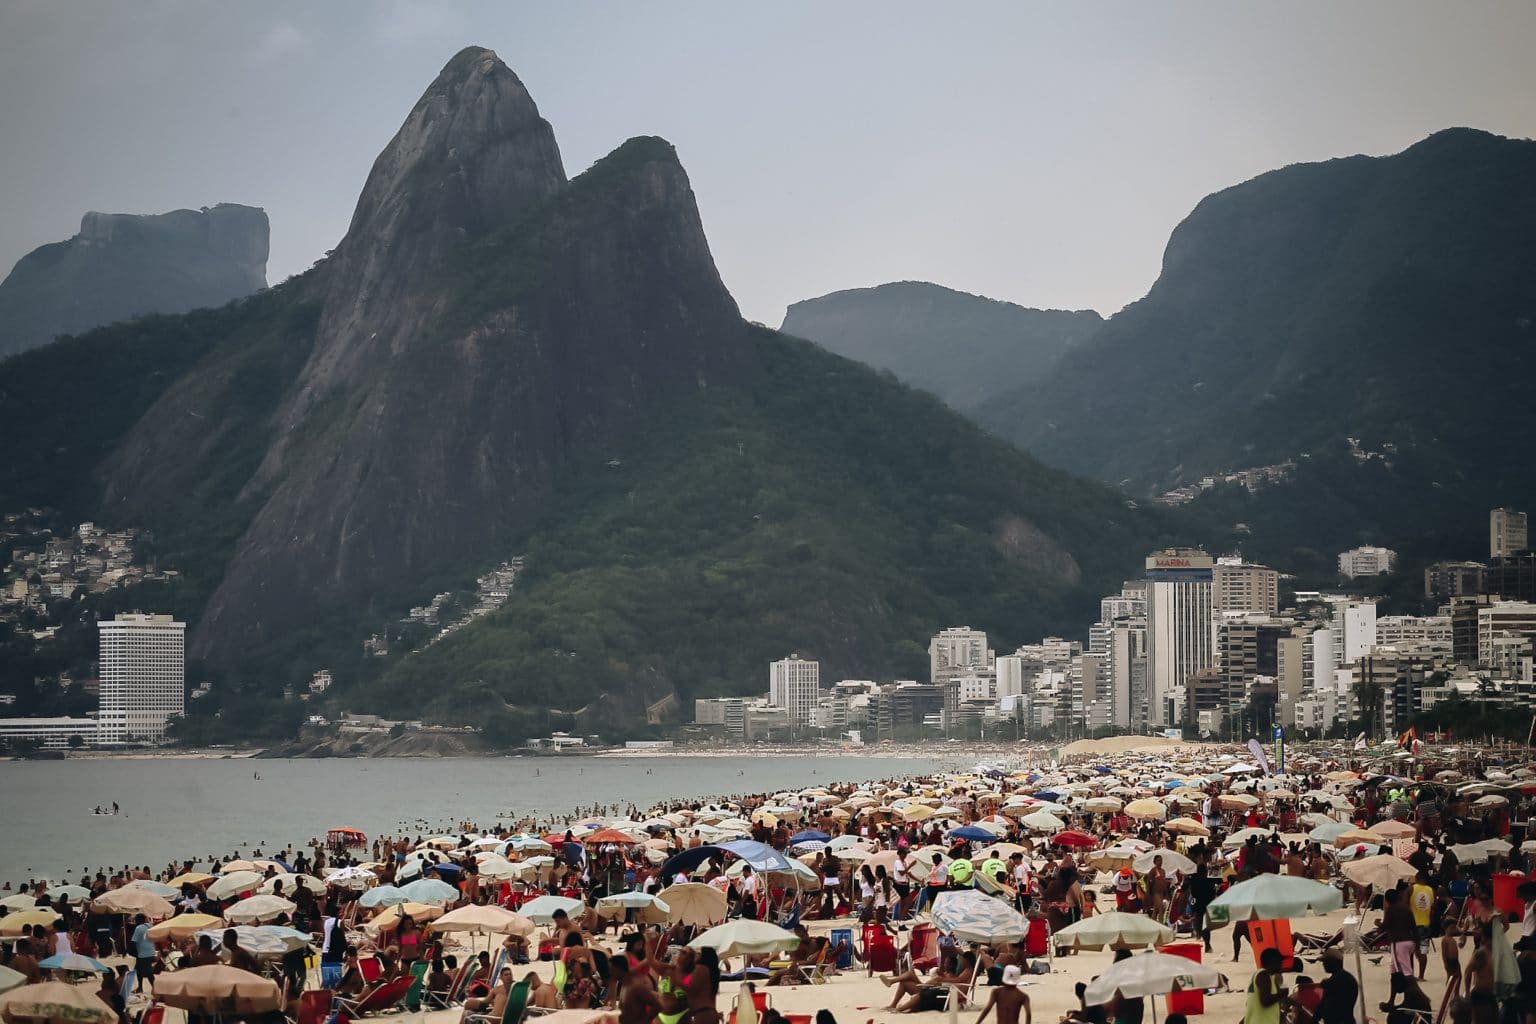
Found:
[99,47,748,661]
[0,204,268,358]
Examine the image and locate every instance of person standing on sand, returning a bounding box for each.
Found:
[973,964,1031,1024]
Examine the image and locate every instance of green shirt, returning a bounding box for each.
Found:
[948,859,974,884]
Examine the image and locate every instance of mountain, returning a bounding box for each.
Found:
[978,129,1536,503]
[0,48,1164,739]
[780,282,1101,412]
[0,204,268,358]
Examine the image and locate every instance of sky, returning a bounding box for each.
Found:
[1,2,1534,326]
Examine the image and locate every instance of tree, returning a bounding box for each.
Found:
[67,733,84,749]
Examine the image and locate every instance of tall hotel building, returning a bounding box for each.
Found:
[98,613,186,743]
[1145,549,1214,726]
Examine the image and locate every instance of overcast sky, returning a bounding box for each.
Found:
[2,1,1533,325]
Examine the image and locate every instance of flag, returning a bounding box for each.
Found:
[1247,738,1271,775]
[1354,732,1367,751]
[1398,726,1417,749]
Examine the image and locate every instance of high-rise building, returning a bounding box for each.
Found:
[1212,559,1280,615]
[694,697,747,737]
[929,627,992,682]
[1486,551,1536,603]
[1108,617,1148,731]
[97,612,185,743]
[1374,615,1453,654]
[768,655,820,725]
[1145,548,1214,726]
[1216,616,1292,712]
[1424,561,1487,599]
[1491,508,1528,559]
[1338,547,1397,577]
[1476,601,1536,669]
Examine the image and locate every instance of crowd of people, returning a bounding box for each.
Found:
[3,743,1536,1024]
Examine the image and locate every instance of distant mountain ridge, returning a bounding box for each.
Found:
[0,204,268,358]
[781,281,1101,412]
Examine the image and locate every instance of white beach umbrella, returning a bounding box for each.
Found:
[1084,951,1222,1005]
[223,895,296,925]
[1208,875,1341,921]
[1053,911,1174,951]
[689,920,798,958]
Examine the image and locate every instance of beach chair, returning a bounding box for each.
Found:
[297,989,333,1024]
[465,980,529,1024]
[358,956,384,985]
[335,975,413,1019]
[430,961,471,1009]
[829,927,854,970]
[404,961,430,1012]
[903,924,939,973]
[727,987,770,1024]
[797,946,831,985]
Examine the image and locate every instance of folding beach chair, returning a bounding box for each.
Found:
[335,975,413,1019]
[797,946,830,985]
[357,956,384,985]
[404,961,430,1012]
[297,989,333,1024]
[464,980,529,1024]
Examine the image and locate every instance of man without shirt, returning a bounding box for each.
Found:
[974,964,1031,1024]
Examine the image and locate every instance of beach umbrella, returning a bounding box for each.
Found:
[790,840,826,854]
[1370,820,1417,839]
[657,883,727,927]
[1162,818,1208,836]
[595,892,670,924]
[206,871,264,902]
[1084,951,1222,1006]
[92,888,173,919]
[1020,810,1065,832]
[119,880,179,900]
[834,847,870,862]
[0,897,36,914]
[1085,847,1139,872]
[1124,799,1167,821]
[417,836,461,850]
[1208,874,1342,921]
[196,926,312,958]
[1050,830,1099,849]
[931,890,1029,944]
[35,955,109,976]
[1083,797,1123,814]
[429,904,534,936]
[1217,793,1259,811]
[148,914,224,940]
[2,912,64,936]
[153,965,283,1015]
[368,902,445,931]
[1448,842,1495,865]
[1223,828,1280,849]
[257,873,321,896]
[359,885,409,908]
[166,872,214,888]
[790,830,831,845]
[1053,911,1174,951]
[689,920,798,958]
[399,878,459,905]
[323,866,375,889]
[1332,829,1385,850]
[0,968,22,997]
[223,895,296,925]
[1132,849,1196,875]
[826,835,868,851]
[1342,855,1418,891]
[0,982,115,1024]
[473,855,520,880]
[518,895,584,925]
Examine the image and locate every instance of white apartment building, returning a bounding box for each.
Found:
[929,627,992,681]
[768,655,821,725]
[1375,615,1453,653]
[1145,549,1215,726]
[97,612,185,743]
[694,697,747,737]
[1212,559,1280,615]
[1338,546,1397,577]
[1491,508,1529,559]
[1477,601,1536,668]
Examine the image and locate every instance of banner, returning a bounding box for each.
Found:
[1248,737,1271,775]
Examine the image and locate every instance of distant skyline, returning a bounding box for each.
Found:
[1,1,1533,325]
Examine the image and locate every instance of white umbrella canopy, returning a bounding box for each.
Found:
[1021,811,1065,832]
[1053,911,1174,951]
[595,892,670,924]
[1084,951,1223,1005]
[0,896,37,914]
[258,873,325,896]
[0,981,116,1024]
[359,885,409,908]
[1132,849,1196,875]
[92,888,174,919]
[323,866,376,889]
[518,895,584,925]
[428,904,534,936]
[689,920,798,959]
[223,894,296,925]
[1342,855,1419,891]
[399,878,459,905]
[1209,875,1342,921]
[206,871,265,902]
[658,883,728,927]
[120,880,180,899]
[931,890,1030,944]
[0,966,25,996]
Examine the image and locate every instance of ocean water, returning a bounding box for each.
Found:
[0,754,952,885]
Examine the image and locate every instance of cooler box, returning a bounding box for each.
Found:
[1492,874,1525,920]
[1248,918,1296,972]
[1025,917,1049,957]
[1161,941,1204,1016]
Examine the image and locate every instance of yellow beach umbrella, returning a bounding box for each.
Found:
[0,981,115,1024]
[148,914,224,940]
[166,872,215,888]
[0,910,60,937]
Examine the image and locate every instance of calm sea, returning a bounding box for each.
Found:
[0,754,952,885]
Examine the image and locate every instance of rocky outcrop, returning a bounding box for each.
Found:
[0,204,268,358]
[99,48,746,661]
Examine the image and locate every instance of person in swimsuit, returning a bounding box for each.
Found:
[1463,924,1497,1024]
[610,956,662,1024]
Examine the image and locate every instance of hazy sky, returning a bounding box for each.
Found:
[2,2,1533,324]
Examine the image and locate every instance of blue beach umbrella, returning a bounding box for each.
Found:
[789,830,831,845]
[38,953,110,974]
[946,826,996,843]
